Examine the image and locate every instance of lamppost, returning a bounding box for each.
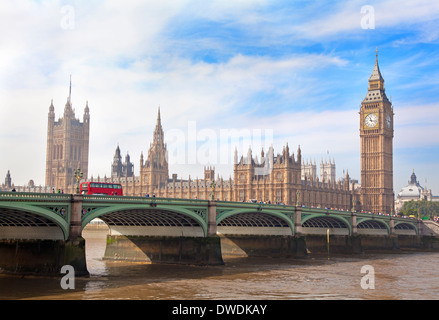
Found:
[74,168,83,194]
[210,181,216,201]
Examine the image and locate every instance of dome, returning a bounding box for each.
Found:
[397,170,424,199]
[397,184,423,198]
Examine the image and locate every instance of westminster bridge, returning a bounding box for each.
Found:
[0,191,437,275]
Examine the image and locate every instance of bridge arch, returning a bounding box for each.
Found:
[0,203,69,240]
[82,204,208,237]
[394,221,418,235]
[216,208,294,236]
[301,214,351,235]
[357,218,390,235]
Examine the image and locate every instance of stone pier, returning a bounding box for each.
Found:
[103,235,224,265]
[0,195,88,276]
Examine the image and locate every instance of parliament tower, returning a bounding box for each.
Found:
[360,51,394,214]
[139,107,169,192]
[45,77,90,191]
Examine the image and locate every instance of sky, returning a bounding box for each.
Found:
[0,0,438,196]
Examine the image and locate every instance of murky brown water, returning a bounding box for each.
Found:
[1,228,439,300]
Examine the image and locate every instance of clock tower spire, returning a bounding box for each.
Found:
[360,50,394,214]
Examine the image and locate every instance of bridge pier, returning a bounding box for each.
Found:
[294,206,302,236]
[0,238,88,276]
[103,235,224,265]
[351,211,358,235]
[207,200,218,236]
[390,216,395,235]
[0,194,89,276]
[69,195,84,240]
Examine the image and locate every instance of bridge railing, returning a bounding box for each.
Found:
[81,195,211,206]
[216,201,296,210]
[0,191,72,202]
[0,191,419,225]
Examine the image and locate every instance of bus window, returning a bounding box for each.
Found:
[83,182,123,196]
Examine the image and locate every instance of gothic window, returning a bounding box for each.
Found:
[240,174,245,182]
[276,190,282,201]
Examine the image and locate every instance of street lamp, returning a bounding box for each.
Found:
[74,168,83,194]
[210,181,216,201]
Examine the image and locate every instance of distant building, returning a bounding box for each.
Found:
[320,158,336,184]
[301,159,316,181]
[395,170,439,213]
[4,170,11,189]
[111,145,134,179]
[0,171,52,193]
[0,170,13,191]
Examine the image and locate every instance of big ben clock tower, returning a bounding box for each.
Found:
[360,50,394,214]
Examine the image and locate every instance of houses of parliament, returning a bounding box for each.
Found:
[3,53,396,214]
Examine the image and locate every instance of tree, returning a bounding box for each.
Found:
[400,200,439,219]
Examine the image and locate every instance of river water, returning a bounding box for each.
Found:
[1,228,439,301]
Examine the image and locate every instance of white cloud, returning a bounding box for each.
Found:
[394,102,439,148]
[277,0,439,41]
[0,0,438,195]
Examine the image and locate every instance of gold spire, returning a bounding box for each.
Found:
[369,49,383,81]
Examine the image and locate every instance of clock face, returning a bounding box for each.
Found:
[386,114,392,128]
[365,113,378,128]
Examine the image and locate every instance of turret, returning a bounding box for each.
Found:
[84,101,90,125]
[297,145,302,164]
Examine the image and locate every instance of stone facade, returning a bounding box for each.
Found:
[92,108,354,210]
[45,78,90,193]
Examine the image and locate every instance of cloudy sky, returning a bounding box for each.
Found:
[0,0,438,195]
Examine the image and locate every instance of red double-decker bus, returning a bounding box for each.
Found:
[80,182,123,196]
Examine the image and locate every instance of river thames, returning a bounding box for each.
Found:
[1,228,439,300]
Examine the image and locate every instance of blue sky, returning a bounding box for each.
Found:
[0,0,438,195]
